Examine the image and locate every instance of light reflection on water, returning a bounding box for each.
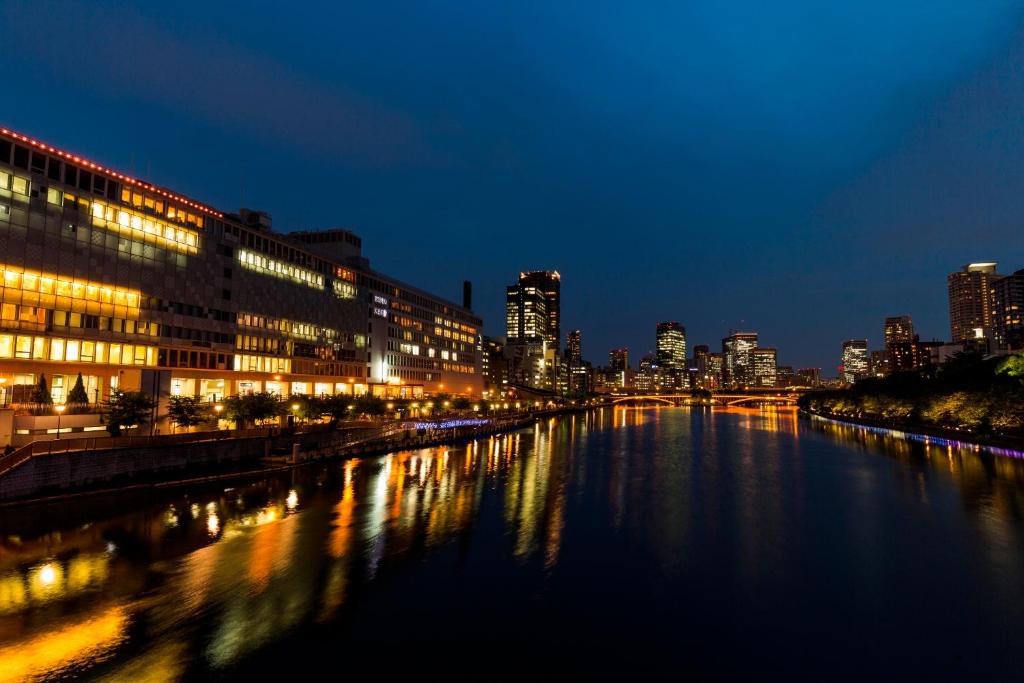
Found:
[0,406,1022,679]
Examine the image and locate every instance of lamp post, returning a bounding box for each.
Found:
[55,404,66,440]
[214,403,223,427]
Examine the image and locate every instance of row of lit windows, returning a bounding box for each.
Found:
[0,334,156,366]
[433,326,474,343]
[237,249,324,289]
[237,313,362,344]
[3,176,202,255]
[85,196,199,254]
[236,334,288,355]
[441,362,475,374]
[234,354,292,374]
[434,315,477,335]
[0,263,141,312]
[119,187,204,228]
[332,280,357,300]
[0,170,28,196]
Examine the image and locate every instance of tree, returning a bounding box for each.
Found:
[31,374,53,405]
[223,392,283,428]
[353,394,386,416]
[289,394,325,421]
[167,395,209,431]
[323,394,353,426]
[452,397,472,411]
[67,373,90,413]
[104,390,153,437]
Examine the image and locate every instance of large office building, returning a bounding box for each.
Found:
[504,270,560,391]
[992,269,1024,350]
[506,271,560,348]
[0,126,482,415]
[841,339,869,385]
[750,347,777,388]
[608,347,629,372]
[722,332,758,388]
[948,262,1001,345]
[655,322,686,370]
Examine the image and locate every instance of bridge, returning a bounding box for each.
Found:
[608,390,805,407]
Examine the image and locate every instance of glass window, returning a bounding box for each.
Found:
[0,334,12,358]
[49,338,65,361]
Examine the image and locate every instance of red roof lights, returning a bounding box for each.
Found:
[0,126,224,219]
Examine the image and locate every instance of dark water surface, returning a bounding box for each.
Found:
[1,407,1023,680]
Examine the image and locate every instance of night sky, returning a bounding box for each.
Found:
[4,1,1024,373]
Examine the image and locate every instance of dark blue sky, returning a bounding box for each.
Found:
[4,1,1024,373]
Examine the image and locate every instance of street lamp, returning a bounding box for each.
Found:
[55,404,66,439]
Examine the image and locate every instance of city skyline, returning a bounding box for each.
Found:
[4,2,1024,371]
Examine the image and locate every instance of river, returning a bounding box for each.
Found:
[1,406,1022,680]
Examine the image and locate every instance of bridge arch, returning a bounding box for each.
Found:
[611,396,677,406]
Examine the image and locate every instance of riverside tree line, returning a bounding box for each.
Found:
[798,352,1024,436]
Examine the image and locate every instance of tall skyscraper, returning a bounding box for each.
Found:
[992,269,1024,350]
[722,332,758,388]
[506,271,560,348]
[751,348,778,387]
[656,322,687,370]
[884,316,915,346]
[948,263,1002,344]
[566,329,582,364]
[609,348,629,371]
[883,315,919,372]
[841,339,869,384]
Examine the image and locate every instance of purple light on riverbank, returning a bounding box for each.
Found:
[407,419,492,430]
[810,414,1024,460]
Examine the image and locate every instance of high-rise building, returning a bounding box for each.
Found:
[882,315,920,373]
[635,354,657,392]
[841,340,869,385]
[707,353,724,389]
[870,350,889,378]
[566,329,582,364]
[609,348,629,371]
[482,336,508,397]
[992,269,1024,350]
[722,332,758,388]
[948,263,1002,344]
[693,344,714,389]
[506,271,560,348]
[884,316,915,346]
[776,365,794,387]
[796,368,821,387]
[656,322,686,370]
[751,347,777,387]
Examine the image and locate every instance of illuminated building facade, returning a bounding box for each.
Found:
[566,329,582,364]
[841,339,869,385]
[992,269,1024,350]
[750,347,777,387]
[506,271,560,347]
[655,322,686,370]
[0,127,482,418]
[796,367,821,387]
[722,332,758,388]
[609,347,629,372]
[948,262,1001,345]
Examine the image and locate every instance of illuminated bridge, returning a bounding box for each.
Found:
[609,390,805,407]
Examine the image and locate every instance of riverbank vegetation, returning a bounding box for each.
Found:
[799,352,1024,437]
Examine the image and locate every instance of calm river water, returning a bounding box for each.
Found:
[1,406,1023,680]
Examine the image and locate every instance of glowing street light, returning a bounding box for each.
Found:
[54,403,66,439]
